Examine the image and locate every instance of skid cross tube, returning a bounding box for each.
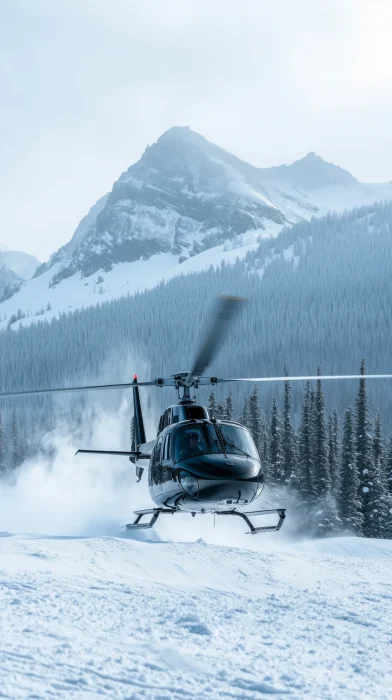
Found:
[126,508,176,530]
[216,508,286,534]
[125,506,286,533]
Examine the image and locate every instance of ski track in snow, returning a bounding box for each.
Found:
[0,534,391,699]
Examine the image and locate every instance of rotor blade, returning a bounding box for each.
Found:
[187,295,246,386]
[218,374,392,384]
[76,449,151,459]
[0,380,156,400]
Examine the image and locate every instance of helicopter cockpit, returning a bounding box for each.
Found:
[174,422,259,463]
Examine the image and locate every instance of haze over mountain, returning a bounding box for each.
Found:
[0,127,391,324]
[0,247,40,304]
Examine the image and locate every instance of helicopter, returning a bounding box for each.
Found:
[1,295,392,534]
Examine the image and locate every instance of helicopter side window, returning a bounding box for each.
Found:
[163,434,171,462]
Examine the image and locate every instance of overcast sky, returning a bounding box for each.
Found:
[1,0,392,259]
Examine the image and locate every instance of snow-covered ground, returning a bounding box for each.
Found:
[1,528,391,699]
[0,434,391,699]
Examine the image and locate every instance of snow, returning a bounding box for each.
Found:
[0,225,280,332]
[1,530,391,699]
[0,437,391,699]
[308,182,392,216]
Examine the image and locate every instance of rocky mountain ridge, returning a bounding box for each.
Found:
[1,126,391,323]
[34,127,366,287]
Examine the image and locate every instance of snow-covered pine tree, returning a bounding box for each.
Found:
[366,456,392,539]
[269,395,284,486]
[10,410,22,470]
[314,490,341,537]
[298,382,316,502]
[248,386,264,458]
[338,408,362,533]
[368,413,392,538]
[208,391,217,418]
[240,396,250,428]
[328,411,340,494]
[0,412,6,474]
[332,410,340,491]
[313,370,330,496]
[386,438,392,495]
[225,389,234,420]
[216,401,225,419]
[282,368,297,486]
[355,360,377,537]
[30,414,38,458]
[373,412,383,466]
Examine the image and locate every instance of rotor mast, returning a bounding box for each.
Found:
[172,372,199,404]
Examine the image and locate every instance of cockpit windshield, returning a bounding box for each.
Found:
[218,424,259,459]
[174,423,259,463]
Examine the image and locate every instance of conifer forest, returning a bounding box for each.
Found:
[1,202,392,541]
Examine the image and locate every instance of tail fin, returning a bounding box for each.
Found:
[132,375,147,447]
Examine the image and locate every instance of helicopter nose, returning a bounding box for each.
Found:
[182,454,261,480]
[196,475,263,506]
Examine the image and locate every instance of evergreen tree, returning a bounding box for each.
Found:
[208,391,217,418]
[225,389,234,420]
[313,371,330,496]
[386,438,392,495]
[0,413,6,474]
[10,410,22,470]
[366,457,391,538]
[282,368,297,486]
[216,401,225,419]
[339,408,362,533]
[298,382,316,501]
[269,396,284,485]
[328,411,340,493]
[315,491,341,537]
[240,396,251,430]
[373,412,383,466]
[248,387,264,457]
[30,415,39,457]
[355,360,377,536]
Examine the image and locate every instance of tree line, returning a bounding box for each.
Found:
[208,361,392,539]
[1,359,391,540]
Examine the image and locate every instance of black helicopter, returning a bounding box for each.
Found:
[1,296,392,534]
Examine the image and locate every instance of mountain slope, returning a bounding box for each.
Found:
[1,127,391,321]
[2,200,392,419]
[0,264,24,305]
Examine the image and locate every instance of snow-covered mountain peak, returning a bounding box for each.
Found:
[41,128,289,287]
[261,151,358,191]
[1,127,392,326]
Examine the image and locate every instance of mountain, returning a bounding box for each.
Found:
[0,249,40,280]
[0,127,391,326]
[0,264,24,305]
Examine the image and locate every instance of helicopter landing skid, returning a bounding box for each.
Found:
[126,506,286,534]
[216,508,286,534]
[126,508,176,530]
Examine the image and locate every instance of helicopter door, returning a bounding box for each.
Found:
[161,433,174,495]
